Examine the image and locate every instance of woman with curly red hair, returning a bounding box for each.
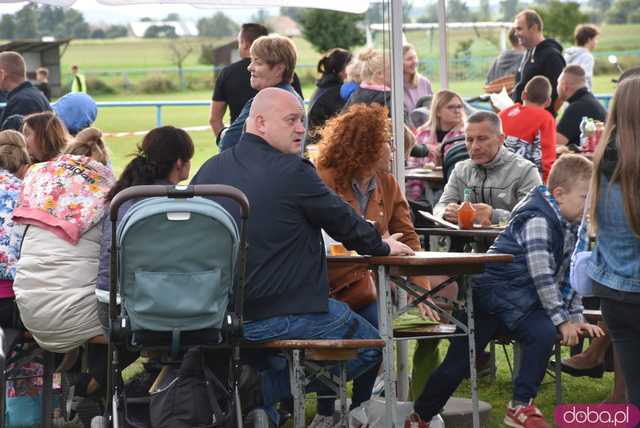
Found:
[315,103,437,424]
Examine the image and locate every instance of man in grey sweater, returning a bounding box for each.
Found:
[435,111,542,226]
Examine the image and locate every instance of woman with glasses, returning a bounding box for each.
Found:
[407,90,466,202]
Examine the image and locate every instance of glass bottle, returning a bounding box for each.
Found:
[457,188,476,230]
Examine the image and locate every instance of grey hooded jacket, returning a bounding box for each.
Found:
[434,146,542,225]
[564,46,594,90]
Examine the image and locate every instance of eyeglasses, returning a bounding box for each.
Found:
[445,104,464,111]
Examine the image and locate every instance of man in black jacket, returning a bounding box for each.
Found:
[0,52,51,130]
[512,10,566,116]
[192,87,413,420]
[556,65,607,148]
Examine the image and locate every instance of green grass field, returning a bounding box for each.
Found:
[61,25,634,175]
[41,339,613,427]
[95,72,617,177]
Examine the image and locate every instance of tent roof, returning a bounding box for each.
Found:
[0,39,72,53]
[0,0,370,13]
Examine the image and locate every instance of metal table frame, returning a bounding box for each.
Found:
[329,251,512,428]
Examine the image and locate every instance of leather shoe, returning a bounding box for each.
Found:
[549,360,604,378]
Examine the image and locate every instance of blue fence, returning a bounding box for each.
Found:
[0,95,612,128]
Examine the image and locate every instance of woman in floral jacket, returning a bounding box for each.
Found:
[12,149,114,352]
[0,130,30,328]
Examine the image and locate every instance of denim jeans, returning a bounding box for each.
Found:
[413,307,556,420]
[243,299,382,414]
[601,297,640,407]
[314,300,380,415]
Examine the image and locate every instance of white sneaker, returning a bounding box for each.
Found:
[90,416,107,428]
[371,375,385,397]
[308,414,335,428]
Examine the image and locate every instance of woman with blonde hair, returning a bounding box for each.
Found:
[0,130,30,328]
[586,76,640,407]
[314,103,437,426]
[406,90,466,202]
[403,44,433,112]
[340,56,364,101]
[343,47,392,112]
[65,127,110,165]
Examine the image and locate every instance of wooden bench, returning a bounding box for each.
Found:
[244,339,385,428]
[583,309,603,324]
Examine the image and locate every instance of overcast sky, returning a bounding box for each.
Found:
[0,0,280,24]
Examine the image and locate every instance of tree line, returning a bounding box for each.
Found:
[0,5,126,40]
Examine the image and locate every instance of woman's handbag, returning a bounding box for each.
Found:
[329,271,377,310]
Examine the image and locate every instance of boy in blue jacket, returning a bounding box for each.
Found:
[409,154,603,428]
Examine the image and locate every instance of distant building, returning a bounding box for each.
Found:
[210,40,240,66]
[0,39,71,98]
[128,20,199,38]
[265,16,301,37]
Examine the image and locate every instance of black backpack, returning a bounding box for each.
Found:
[149,347,232,428]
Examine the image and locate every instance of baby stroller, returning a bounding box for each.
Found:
[104,184,249,428]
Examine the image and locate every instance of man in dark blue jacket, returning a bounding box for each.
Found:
[192,87,413,420]
[0,52,51,130]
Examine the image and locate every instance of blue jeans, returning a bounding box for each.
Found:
[315,301,380,415]
[243,299,382,414]
[414,307,557,420]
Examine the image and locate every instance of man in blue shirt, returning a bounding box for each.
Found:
[192,87,413,421]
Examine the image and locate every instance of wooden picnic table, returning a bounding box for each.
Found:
[328,251,513,428]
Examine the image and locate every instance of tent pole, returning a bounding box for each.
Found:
[390,0,410,411]
[437,0,448,89]
[391,0,405,191]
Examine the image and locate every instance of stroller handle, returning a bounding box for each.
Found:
[109,184,250,221]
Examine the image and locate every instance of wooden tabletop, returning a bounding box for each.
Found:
[328,251,512,265]
[328,251,512,276]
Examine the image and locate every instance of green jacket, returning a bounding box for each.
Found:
[71,73,87,93]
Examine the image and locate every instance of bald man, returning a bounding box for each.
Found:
[0,51,51,130]
[192,88,412,418]
[556,65,607,147]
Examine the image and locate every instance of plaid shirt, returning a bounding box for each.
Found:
[515,186,584,326]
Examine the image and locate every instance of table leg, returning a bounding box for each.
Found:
[290,350,306,428]
[376,265,398,427]
[396,287,409,401]
[463,277,480,428]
